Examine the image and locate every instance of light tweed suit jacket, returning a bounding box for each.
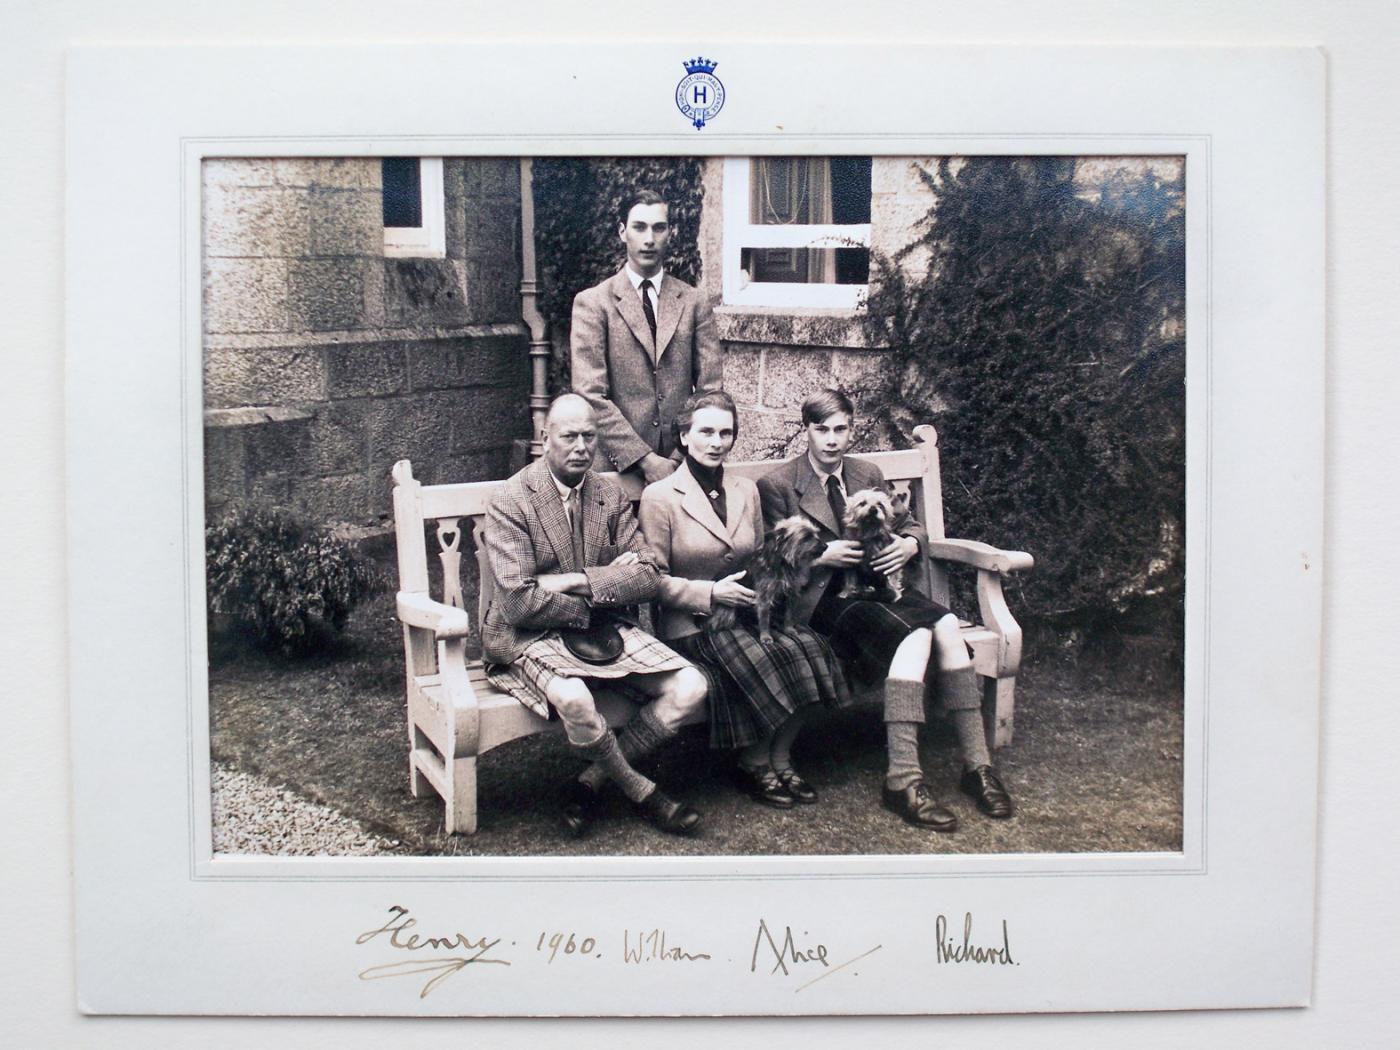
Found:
[570,268,723,472]
[480,457,661,665]
[639,462,763,642]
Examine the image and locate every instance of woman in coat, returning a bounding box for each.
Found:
[639,391,849,808]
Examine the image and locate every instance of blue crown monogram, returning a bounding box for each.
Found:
[675,55,725,130]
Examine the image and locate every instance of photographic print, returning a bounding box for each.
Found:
[203,152,1187,859]
[67,42,1320,1016]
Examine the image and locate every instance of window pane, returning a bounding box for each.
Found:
[741,247,870,285]
[382,157,423,228]
[749,157,871,226]
[830,157,872,224]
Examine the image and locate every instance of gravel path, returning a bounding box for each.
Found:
[211,762,404,857]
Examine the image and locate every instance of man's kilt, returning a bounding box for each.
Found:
[485,624,693,719]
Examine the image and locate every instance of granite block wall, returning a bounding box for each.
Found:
[202,157,530,532]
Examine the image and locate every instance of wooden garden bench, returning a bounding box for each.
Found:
[390,423,1033,834]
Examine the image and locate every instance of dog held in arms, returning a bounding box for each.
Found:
[839,488,911,602]
[705,516,825,644]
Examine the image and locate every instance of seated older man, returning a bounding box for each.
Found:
[481,394,709,838]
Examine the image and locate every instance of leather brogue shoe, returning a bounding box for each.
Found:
[960,765,1014,819]
[881,779,959,832]
[735,764,795,809]
[636,788,703,835]
[559,780,603,838]
[774,767,819,804]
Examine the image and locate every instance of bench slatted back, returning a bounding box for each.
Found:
[392,426,948,649]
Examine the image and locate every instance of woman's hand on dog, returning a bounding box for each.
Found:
[870,535,919,575]
[818,540,866,568]
[712,571,756,607]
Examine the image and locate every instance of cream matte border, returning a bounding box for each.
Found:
[67,42,1322,1015]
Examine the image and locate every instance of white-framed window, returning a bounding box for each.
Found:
[382,156,446,258]
[722,156,872,309]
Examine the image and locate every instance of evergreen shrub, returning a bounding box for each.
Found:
[863,157,1186,637]
[206,506,380,655]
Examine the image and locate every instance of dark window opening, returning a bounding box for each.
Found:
[741,247,870,285]
[382,158,422,228]
[829,156,872,224]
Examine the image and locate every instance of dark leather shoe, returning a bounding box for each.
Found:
[559,781,603,838]
[881,780,958,832]
[735,764,795,809]
[775,767,819,804]
[636,788,703,835]
[960,765,1014,819]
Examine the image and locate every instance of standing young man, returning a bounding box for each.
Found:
[571,189,723,484]
[757,389,1016,832]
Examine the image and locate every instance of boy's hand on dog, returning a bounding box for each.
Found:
[818,540,866,568]
[870,536,919,575]
[712,571,756,607]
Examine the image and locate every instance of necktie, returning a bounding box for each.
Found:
[822,474,850,603]
[565,488,585,566]
[826,474,847,530]
[639,278,658,345]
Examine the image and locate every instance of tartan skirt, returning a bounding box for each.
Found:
[485,624,693,719]
[671,623,852,750]
[812,588,954,683]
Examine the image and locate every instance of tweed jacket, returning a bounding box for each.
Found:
[756,452,927,625]
[639,462,764,642]
[570,268,723,472]
[480,457,661,665]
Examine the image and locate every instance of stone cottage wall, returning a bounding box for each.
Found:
[202,157,530,532]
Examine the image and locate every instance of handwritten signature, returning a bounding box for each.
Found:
[750,918,881,992]
[934,912,1017,965]
[623,927,712,963]
[355,905,510,998]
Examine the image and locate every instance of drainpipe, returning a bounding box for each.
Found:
[519,158,550,459]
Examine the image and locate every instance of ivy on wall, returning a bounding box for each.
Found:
[531,157,705,392]
[863,158,1186,637]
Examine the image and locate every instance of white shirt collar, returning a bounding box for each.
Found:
[807,452,845,491]
[625,265,665,296]
[546,467,583,504]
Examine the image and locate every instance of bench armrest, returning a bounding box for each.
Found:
[926,539,1034,574]
[396,592,472,638]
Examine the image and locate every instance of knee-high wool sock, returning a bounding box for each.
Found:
[938,667,991,769]
[883,676,927,791]
[579,705,674,792]
[571,726,654,803]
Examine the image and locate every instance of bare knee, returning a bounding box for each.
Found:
[676,666,710,722]
[932,613,971,668]
[651,666,709,731]
[888,628,933,681]
[547,677,602,738]
[932,612,961,648]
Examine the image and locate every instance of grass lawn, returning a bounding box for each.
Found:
[209,585,1183,858]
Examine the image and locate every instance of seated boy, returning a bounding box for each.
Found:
[757,389,1015,831]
